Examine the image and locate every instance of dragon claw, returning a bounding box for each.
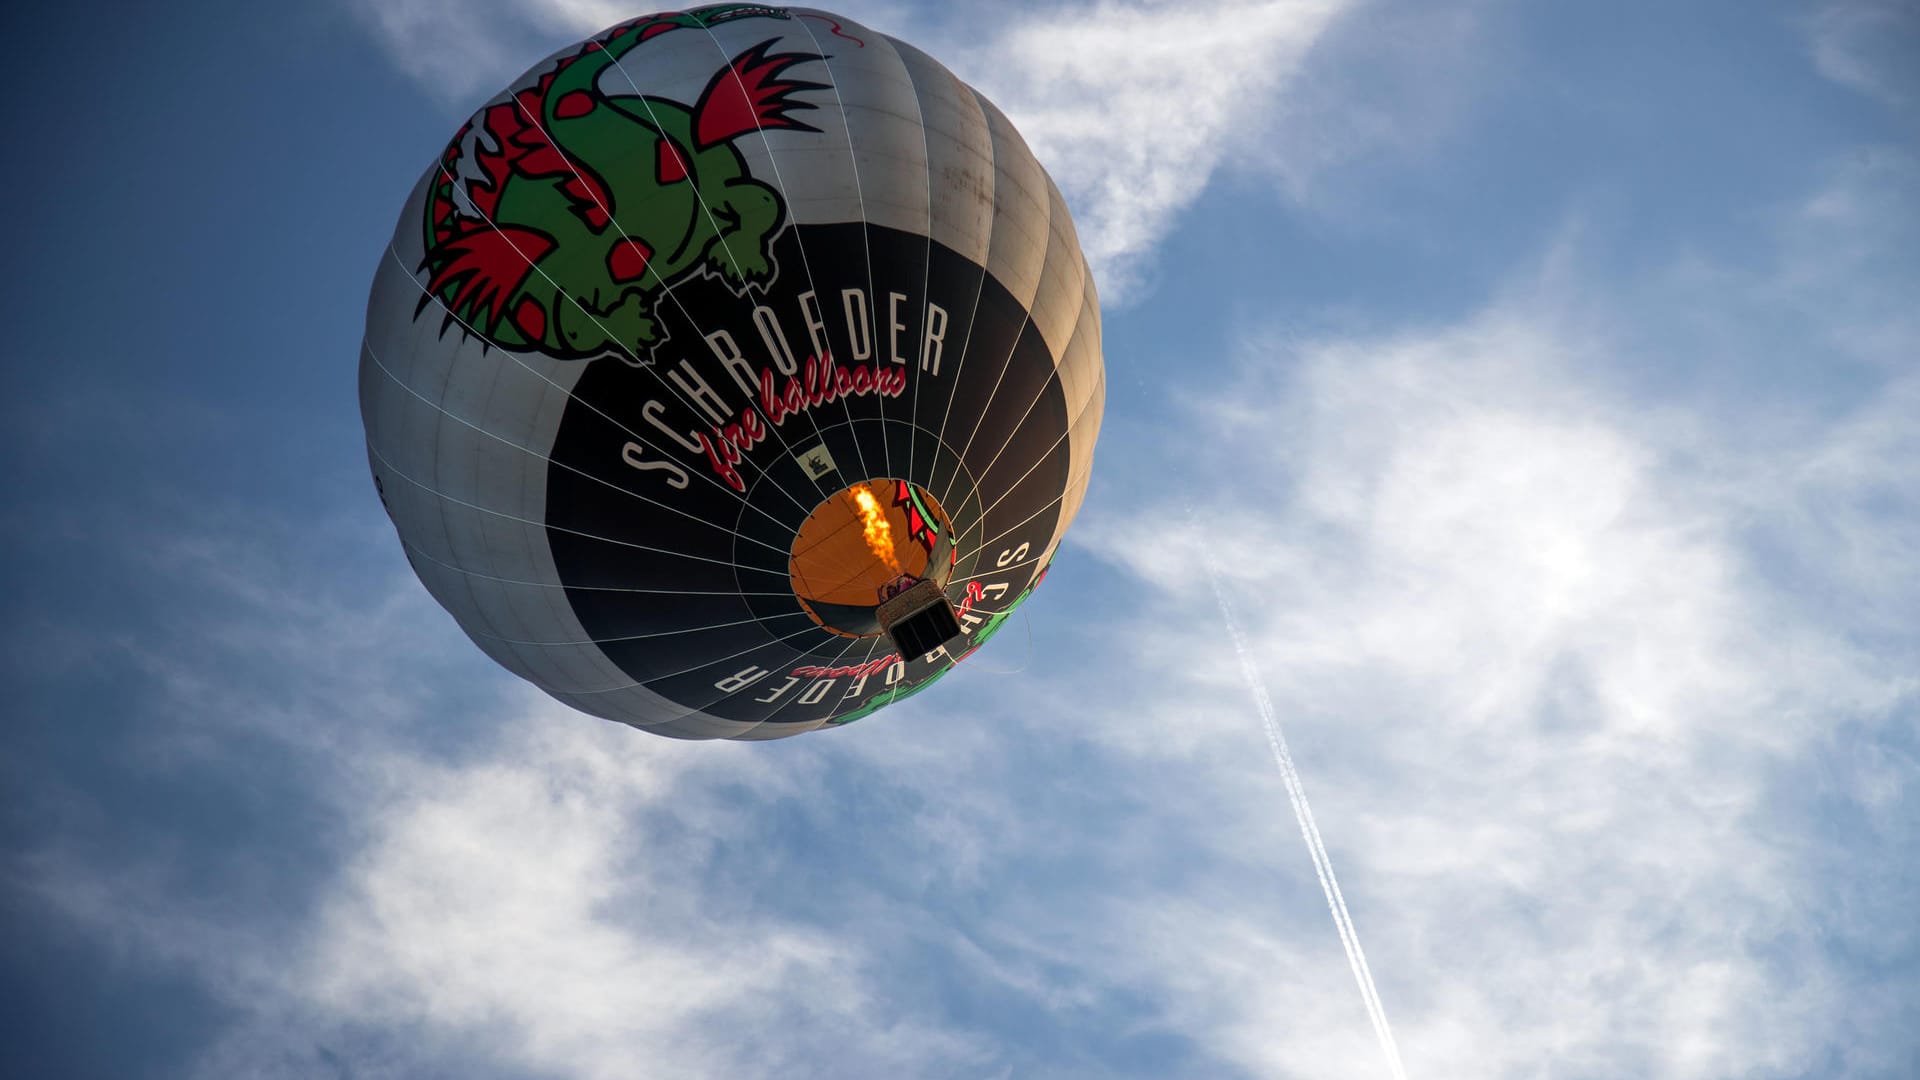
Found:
[717,250,771,287]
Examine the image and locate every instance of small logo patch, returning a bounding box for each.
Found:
[795,445,838,478]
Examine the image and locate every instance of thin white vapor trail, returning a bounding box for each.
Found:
[1196,532,1410,1080]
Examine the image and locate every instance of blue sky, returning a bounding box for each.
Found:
[4,1,1917,1077]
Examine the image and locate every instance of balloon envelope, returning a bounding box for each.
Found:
[361,4,1104,738]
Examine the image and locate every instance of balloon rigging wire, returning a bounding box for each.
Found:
[954,366,1104,529]
[894,30,936,485]
[1190,510,1410,1080]
[392,535,792,597]
[525,43,845,508]
[935,363,1107,561]
[770,17,883,480]
[400,180,821,528]
[363,335,798,559]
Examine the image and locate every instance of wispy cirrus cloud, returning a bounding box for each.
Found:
[942,0,1355,298]
[346,0,630,104]
[1077,315,1912,1076]
[1808,0,1920,110]
[1058,153,1920,1076]
[281,722,997,1079]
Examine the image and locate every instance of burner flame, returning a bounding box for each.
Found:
[849,486,903,575]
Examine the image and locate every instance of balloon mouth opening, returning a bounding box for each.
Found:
[789,478,954,638]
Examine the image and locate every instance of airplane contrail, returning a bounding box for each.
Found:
[1197,539,1409,1080]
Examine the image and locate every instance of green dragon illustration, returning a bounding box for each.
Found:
[418,4,826,361]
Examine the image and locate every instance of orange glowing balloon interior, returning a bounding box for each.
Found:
[790,479,943,612]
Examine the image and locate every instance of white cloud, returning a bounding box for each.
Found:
[1074,319,1898,1076]
[20,593,1001,1078]
[288,718,996,1080]
[1060,182,1919,1075]
[1809,0,1920,109]
[942,0,1354,298]
[347,0,631,105]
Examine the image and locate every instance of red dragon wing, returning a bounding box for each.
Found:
[418,226,555,335]
[693,39,829,150]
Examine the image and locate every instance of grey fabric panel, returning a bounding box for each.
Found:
[891,36,994,267]
[1027,175,1088,364]
[974,94,1051,316]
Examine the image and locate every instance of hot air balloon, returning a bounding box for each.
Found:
[360,3,1104,738]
